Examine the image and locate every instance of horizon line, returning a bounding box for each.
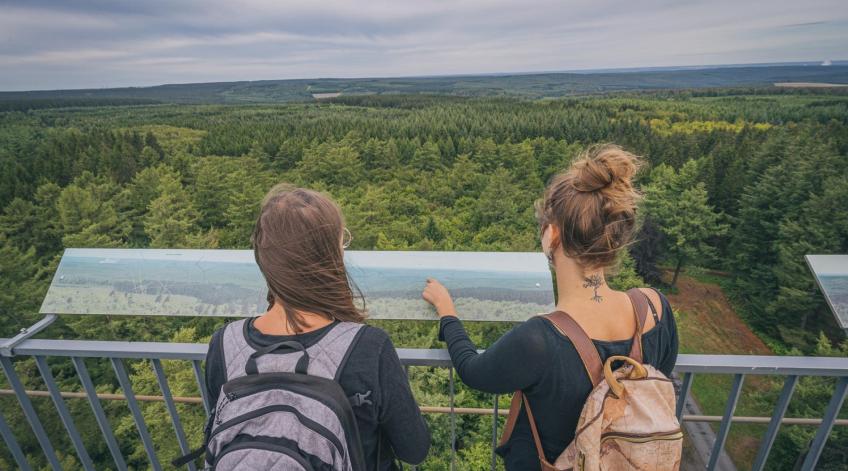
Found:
[2,59,845,94]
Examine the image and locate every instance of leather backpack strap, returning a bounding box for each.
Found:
[499,391,556,469]
[544,311,604,387]
[522,393,556,469]
[499,391,523,446]
[625,288,649,363]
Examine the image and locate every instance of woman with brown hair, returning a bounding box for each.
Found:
[204,184,430,470]
[423,145,679,470]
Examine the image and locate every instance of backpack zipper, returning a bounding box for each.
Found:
[213,439,314,471]
[214,392,237,425]
[208,404,345,463]
[600,430,683,444]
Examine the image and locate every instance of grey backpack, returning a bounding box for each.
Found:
[175,320,369,470]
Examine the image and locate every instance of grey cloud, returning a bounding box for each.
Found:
[0,0,845,90]
[781,21,828,28]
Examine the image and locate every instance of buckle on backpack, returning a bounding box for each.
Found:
[350,390,373,407]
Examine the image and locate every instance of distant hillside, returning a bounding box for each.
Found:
[1,64,847,107]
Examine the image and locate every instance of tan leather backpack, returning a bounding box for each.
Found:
[500,288,682,471]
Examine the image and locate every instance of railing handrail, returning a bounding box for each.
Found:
[5,338,848,376]
[4,388,848,426]
[3,336,848,471]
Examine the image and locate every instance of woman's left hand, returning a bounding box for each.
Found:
[422,278,457,318]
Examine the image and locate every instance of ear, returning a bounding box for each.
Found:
[542,224,561,253]
[547,224,561,250]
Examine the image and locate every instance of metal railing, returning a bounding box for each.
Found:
[1,338,847,471]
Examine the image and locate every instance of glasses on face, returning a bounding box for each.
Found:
[342,227,353,249]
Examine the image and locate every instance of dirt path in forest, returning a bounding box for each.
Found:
[663,274,774,470]
[664,274,772,355]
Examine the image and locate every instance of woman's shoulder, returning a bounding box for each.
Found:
[506,316,559,354]
[632,288,676,337]
[209,321,231,346]
[339,324,399,376]
[210,318,248,342]
[347,323,393,355]
[632,287,672,319]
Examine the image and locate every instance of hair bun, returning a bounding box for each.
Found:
[573,144,639,193]
[540,143,642,270]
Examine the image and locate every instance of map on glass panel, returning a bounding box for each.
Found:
[40,248,555,321]
[806,255,848,331]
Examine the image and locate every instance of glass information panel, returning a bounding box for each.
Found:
[40,248,555,321]
[806,254,848,331]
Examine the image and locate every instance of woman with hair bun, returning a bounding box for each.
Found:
[423,144,679,470]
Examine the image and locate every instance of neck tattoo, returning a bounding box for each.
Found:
[583,274,604,303]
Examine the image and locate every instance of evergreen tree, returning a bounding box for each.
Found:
[643,160,728,287]
[144,172,214,248]
[57,172,129,247]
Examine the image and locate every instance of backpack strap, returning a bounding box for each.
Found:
[522,391,555,469]
[625,288,650,363]
[172,446,204,467]
[227,321,364,380]
[499,392,522,446]
[499,391,556,469]
[500,294,655,457]
[499,311,604,454]
[544,311,604,386]
[221,319,256,381]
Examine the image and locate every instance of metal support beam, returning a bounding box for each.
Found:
[0,314,57,356]
[491,395,499,471]
[752,375,798,471]
[449,367,456,471]
[676,372,693,422]
[72,357,127,471]
[111,358,162,471]
[151,359,195,471]
[0,356,62,470]
[800,376,848,471]
[34,356,95,471]
[0,408,31,471]
[191,360,210,417]
[707,374,745,471]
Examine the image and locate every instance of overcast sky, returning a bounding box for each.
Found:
[1,0,845,91]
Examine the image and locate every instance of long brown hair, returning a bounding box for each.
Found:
[251,183,366,332]
[536,144,642,270]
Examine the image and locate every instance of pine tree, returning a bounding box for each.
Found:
[57,172,129,247]
[643,160,728,287]
[144,172,208,248]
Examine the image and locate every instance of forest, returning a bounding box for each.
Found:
[1,88,847,469]
[1,64,846,106]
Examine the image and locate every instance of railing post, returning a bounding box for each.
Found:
[449,367,456,471]
[0,356,63,471]
[34,356,95,471]
[0,408,31,471]
[151,359,196,471]
[72,357,128,470]
[800,376,848,471]
[491,394,499,471]
[191,360,210,417]
[404,364,417,471]
[676,372,693,422]
[111,358,163,471]
[752,375,798,471]
[707,373,744,471]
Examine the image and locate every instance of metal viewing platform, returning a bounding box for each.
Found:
[0,249,846,470]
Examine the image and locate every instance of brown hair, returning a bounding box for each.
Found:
[536,144,642,270]
[252,183,366,332]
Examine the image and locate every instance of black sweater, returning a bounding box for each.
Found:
[205,320,431,470]
[439,290,679,471]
